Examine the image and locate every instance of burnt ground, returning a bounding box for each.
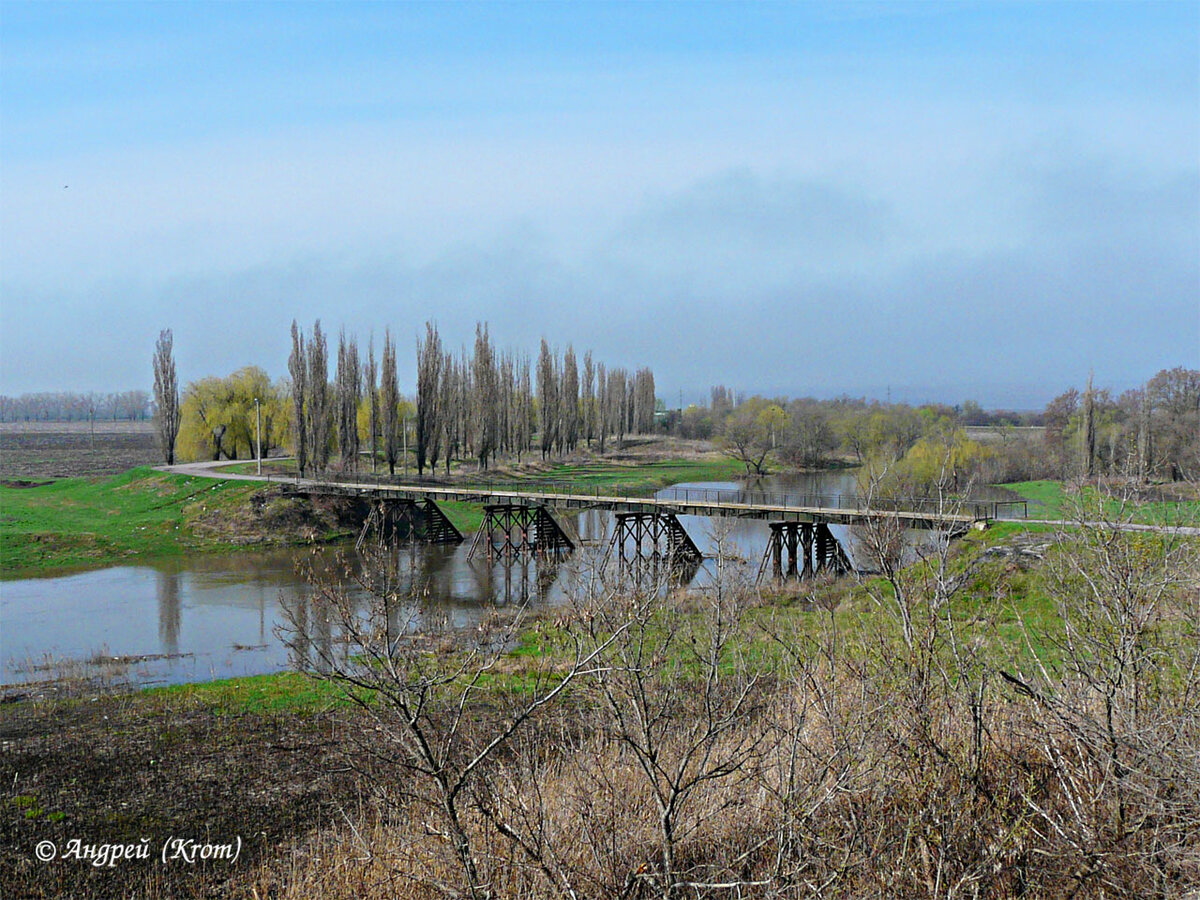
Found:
[0,695,371,899]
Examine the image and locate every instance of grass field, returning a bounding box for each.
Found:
[1002,479,1200,525]
[0,467,266,576]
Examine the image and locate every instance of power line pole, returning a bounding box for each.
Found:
[254,397,262,476]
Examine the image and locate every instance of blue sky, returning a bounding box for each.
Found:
[2,1,1196,406]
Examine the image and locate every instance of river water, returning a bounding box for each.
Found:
[1,471,966,688]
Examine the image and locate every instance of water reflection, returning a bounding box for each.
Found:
[3,472,946,688]
[156,569,181,655]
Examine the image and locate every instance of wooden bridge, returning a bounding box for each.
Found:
[234,470,1015,583]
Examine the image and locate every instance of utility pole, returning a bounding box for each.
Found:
[254,397,262,476]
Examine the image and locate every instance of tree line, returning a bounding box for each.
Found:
[147,322,1197,488]
[281,319,657,477]
[0,390,150,423]
[667,366,1199,489]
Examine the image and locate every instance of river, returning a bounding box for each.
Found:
[2,471,976,689]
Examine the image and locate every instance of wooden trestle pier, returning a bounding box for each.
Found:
[755,521,853,583]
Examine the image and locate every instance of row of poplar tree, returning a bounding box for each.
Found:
[287,319,656,478]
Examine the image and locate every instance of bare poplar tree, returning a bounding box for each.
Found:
[596,361,607,453]
[335,330,361,471]
[634,366,656,433]
[561,345,579,452]
[582,350,595,447]
[437,351,458,476]
[380,330,400,475]
[537,338,557,460]
[288,321,309,477]
[307,320,331,473]
[517,353,533,462]
[472,322,498,469]
[416,321,443,477]
[364,336,378,473]
[152,328,181,464]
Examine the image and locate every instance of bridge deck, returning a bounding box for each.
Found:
[264,474,981,531]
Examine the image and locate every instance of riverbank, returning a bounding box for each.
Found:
[0,467,361,578]
[0,451,748,578]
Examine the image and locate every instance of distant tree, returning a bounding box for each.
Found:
[380,330,400,475]
[537,339,557,460]
[472,323,498,469]
[288,321,309,477]
[307,320,332,472]
[561,345,579,451]
[721,402,773,476]
[516,353,533,461]
[633,367,656,433]
[582,351,595,447]
[1082,373,1096,479]
[595,362,608,453]
[1146,366,1200,480]
[1137,385,1153,482]
[152,329,181,464]
[363,337,378,473]
[780,402,836,468]
[416,322,443,477]
[335,330,361,471]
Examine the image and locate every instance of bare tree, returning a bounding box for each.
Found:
[380,329,400,475]
[282,537,624,899]
[416,321,443,477]
[517,353,533,462]
[472,323,498,469]
[307,320,331,473]
[582,351,595,448]
[364,337,378,473]
[595,361,607,453]
[335,330,361,471]
[288,321,309,477]
[152,328,181,464]
[561,345,579,452]
[537,338,557,460]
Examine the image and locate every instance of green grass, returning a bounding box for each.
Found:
[1002,480,1200,526]
[0,467,263,577]
[146,671,369,714]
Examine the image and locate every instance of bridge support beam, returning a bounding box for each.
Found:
[601,512,704,576]
[356,498,463,550]
[467,504,575,561]
[757,521,852,584]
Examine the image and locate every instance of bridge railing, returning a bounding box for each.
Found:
[272,470,1029,521]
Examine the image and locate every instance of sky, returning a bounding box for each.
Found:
[1,1,1197,408]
